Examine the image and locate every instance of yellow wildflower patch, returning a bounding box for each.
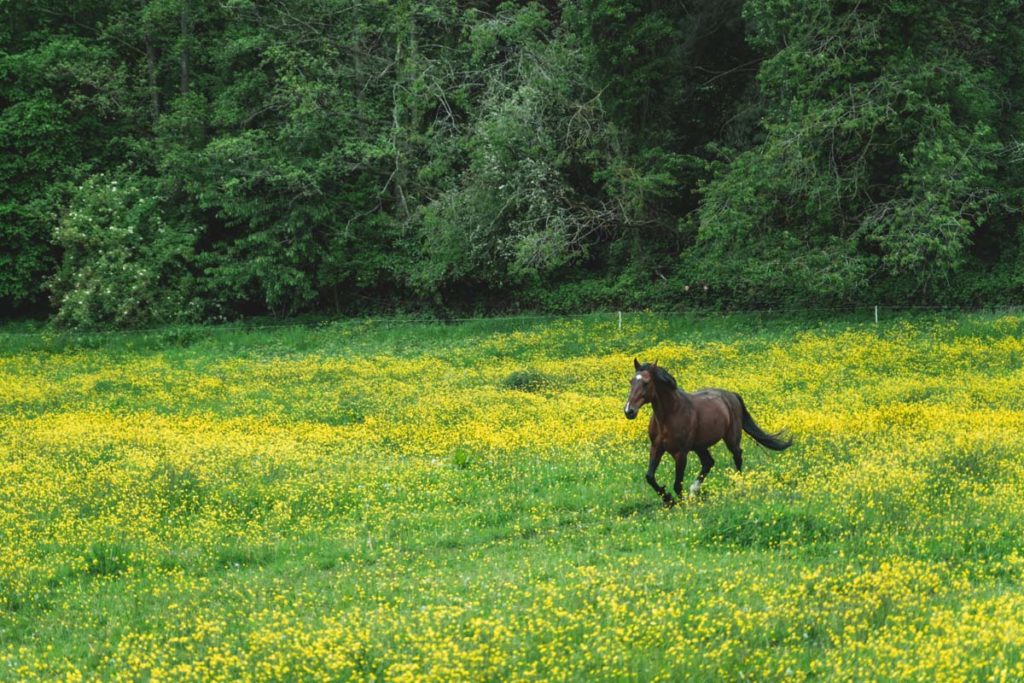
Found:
[1,313,1023,680]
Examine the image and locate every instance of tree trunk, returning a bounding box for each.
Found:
[179,0,189,94]
[391,8,414,221]
[145,34,160,121]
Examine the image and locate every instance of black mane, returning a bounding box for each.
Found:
[639,363,678,390]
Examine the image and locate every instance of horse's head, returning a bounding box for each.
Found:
[624,357,657,420]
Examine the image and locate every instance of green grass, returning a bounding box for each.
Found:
[1,311,1024,680]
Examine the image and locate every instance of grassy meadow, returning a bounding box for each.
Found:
[2,312,1024,681]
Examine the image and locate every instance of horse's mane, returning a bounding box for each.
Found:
[638,363,677,391]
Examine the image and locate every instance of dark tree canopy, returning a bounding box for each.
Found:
[3,0,1024,326]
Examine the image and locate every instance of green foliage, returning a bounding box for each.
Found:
[4,0,1024,324]
[501,369,551,392]
[50,173,197,328]
[698,0,1024,303]
[414,4,612,287]
[0,32,128,313]
[449,446,476,470]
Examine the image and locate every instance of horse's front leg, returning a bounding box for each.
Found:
[690,447,715,495]
[672,451,687,499]
[645,445,673,506]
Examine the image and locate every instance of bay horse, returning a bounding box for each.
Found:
[624,358,792,505]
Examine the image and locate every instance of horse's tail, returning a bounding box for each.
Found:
[736,394,792,451]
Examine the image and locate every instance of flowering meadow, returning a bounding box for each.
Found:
[2,313,1024,681]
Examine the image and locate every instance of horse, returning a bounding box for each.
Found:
[623,358,792,505]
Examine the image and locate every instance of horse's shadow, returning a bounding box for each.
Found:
[618,491,710,517]
[616,499,667,517]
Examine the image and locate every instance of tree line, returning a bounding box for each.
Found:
[3,0,1024,327]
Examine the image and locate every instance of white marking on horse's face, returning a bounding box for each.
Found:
[624,400,631,412]
[635,374,643,381]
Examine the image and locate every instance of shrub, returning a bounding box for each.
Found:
[49,173,198,328]
[501,369,550,392]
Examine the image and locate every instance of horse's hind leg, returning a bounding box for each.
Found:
[690,448,715,495]
[725,435,743,472]
[725,416,744,472]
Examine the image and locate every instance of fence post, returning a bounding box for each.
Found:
[874,305,879,324]
[618,311,622,332]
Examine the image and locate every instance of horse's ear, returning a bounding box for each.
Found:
[634,357,641,371]
[652,359,658,369]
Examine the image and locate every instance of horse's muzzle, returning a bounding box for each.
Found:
[624,407,638,420]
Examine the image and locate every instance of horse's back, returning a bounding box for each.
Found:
[688,389,742,447]
[689,388,737,408]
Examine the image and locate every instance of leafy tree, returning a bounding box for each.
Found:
[0,6,133,314]
[696,0,1024,303]
[5,0,1024,326]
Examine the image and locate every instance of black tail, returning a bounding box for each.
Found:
[737,395,792,451]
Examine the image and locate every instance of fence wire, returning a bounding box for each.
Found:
[3,303,1024,340]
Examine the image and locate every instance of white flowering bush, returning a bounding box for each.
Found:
[50,173,197,328]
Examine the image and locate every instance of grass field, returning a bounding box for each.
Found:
[2,312,1024,681]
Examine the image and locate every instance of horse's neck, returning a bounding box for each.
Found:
[651,383,688,421]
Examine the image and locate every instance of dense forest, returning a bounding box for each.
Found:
[4,0,1024,326]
